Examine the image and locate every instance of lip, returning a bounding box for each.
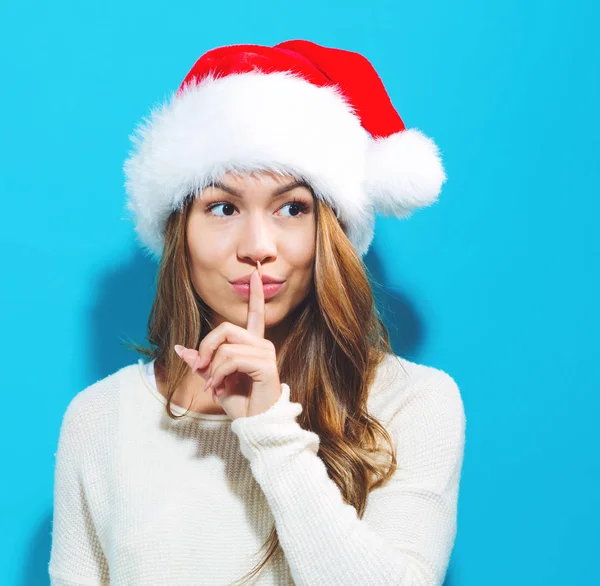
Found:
[231,281,285,300]
[230,274,284,285]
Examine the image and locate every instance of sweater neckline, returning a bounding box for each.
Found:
[136,359,232,422]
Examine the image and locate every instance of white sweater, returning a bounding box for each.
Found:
[49,353,466,586]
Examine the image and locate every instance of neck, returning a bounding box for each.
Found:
[265,315,292,355]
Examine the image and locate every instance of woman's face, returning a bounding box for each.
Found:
[186,170,317,334]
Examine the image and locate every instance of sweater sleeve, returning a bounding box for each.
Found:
[230,370,466,586]
[49,397,110,586]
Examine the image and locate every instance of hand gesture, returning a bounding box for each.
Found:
[174,261,282,420]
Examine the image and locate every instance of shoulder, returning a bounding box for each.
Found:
[59,362,136,441]
[370,353,466,436]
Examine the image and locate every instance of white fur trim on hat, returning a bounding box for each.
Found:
[123,70,445,259]
[124,70,373,259]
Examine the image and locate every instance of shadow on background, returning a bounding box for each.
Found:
[363,245,425,361]
[31,244,459,585]
[22,513,53,586]
[87,247,159,380]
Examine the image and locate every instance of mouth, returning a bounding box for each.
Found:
[231,281,285,300]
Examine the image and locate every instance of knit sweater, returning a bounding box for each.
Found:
[49,353,466,586]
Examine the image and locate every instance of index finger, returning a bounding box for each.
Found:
[246,261,265,338]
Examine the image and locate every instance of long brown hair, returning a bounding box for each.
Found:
[124,175,401,585]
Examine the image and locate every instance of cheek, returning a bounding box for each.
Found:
[186,231,222,293]
[281,247,315,293]
[281,224,316,262]
[187,218,228,264]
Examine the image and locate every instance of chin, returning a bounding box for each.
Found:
[213,302,281,327]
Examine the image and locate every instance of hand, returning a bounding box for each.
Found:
[174,260,282,420]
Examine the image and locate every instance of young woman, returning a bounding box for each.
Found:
[49,40,466,586]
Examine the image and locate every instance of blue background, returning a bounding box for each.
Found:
[1,0,598,584]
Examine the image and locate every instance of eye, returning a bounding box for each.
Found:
[279,200,311,218]
[205,202,236,218]
[205,199,311,219]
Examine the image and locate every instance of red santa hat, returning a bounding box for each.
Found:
[124,39,447,259]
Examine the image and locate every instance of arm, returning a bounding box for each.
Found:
[49,397,110,586]
[230,368,466,586]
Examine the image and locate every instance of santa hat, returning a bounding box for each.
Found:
[123,39,447,259]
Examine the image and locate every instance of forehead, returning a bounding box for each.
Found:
[220,169,299,188]
[199,169,315,202]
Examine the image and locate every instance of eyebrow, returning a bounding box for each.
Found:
[208,179,311,199]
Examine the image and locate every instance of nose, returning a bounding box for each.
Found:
[236,212,277,265]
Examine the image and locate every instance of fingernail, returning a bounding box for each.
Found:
[191,356,202,372]
[174,345,185,358]
[257,261,262,278]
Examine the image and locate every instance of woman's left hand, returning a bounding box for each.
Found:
[174,261,282,421]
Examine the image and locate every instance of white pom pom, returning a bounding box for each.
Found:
[364,127,447,218]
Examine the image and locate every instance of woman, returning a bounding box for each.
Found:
[49,40,466,586]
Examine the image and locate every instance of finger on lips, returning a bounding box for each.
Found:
[175,260,266,402]
[246,262,265,339]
